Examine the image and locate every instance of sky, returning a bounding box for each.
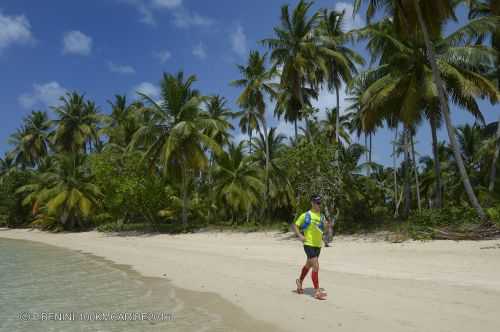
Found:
[0,0,498,166]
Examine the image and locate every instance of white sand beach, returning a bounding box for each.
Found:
[1,228,500,332]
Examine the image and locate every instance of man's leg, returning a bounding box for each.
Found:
[296,259,311,293]
[311,257,326,299]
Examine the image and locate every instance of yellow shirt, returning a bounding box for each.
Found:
[295,210,324,248]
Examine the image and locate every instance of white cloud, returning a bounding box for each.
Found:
[19,82,68,109]
[118,0,212,28]
[62,30,92,56]
[152,0,182,9]
[192,42,206,59]
[0,10,34,53]
[230,24,248,58]
[334,2,364,31]
[108,61,136,74]
[132,82,160,100]
[173,9,214,28]
[154,50,172,63]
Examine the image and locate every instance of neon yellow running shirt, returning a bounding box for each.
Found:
[295,210,324,248]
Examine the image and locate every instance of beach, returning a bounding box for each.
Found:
[1,228,500,332]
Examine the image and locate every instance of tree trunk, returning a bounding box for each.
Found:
[335,85,340,145]
[248,129,253,154]
[368,133,372,176]
[393,126,399,216]
[488,116,500,192]
[411,133,422,212]
[364,134,368,161]
[429,114,443,208]
[414,0,487,222]
[294,120,298,141]
[261,119,270,222]
[181,167,188,227]
[403,127,412,217]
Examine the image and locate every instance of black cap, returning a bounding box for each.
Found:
[311,194,321,203]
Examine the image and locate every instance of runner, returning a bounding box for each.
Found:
[292,194,329,300]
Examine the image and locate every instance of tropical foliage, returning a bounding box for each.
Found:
[1,0,499,238]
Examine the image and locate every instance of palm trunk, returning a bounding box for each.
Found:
[411,133,422,212]
[488,116,500,192]
[393,126,398,216]
[403,127,412,217]
[364,134,368,163]
[368,133,372,176]
[335,84,341,167]
[414,0,487,222]
[262,119,270,222]
[335,85,340,145]
[248,130,253,154]
[429,114,443,208]
[181,167,188,227]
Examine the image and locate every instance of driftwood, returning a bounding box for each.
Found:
[431,222,500,240]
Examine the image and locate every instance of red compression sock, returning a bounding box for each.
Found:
[299,266,310,282]
[312,270,319,289]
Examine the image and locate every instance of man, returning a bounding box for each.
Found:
[293,194,329,300]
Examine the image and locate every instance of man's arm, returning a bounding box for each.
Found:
[293,223,305,242]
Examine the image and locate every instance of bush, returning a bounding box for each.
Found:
[404,207,481,239]
[0,170,32,228]
[89,151,166,226]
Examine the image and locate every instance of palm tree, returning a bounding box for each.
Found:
[203,95,235,147]
[355,14,498,220]
[231,50,276,217]
[105,95,144,149]
[251,128,295,210]
[353,0,497,222]
[8,111,51,168]
[17,153,102,230]
[213,142,264,222]
[321,107,352,146]
[317,8,364,147]
[262,0,323,138]
[468,0,500,192]
[130,72,221,226]
[52,92,101,154]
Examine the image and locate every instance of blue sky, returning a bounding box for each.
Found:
[0,0,498,166]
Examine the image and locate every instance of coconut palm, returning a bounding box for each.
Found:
[468,0,500,191]
[262,0,323,138]
[353,0,498,222]
[231,50,276,217]
[130,72,221,226]
[317,9,364,147]
[17,153,102,230]
[321,107,352,146]
[104,95,145,149]
[203,95,235,147]
[356,16,498,219]
[251,128,295,210]
[8,111,52,168]
[52,92,101,154]
[213,142,264,222]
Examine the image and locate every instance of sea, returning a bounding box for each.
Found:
[0,237,278,332]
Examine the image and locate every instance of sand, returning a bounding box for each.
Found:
[1,228,500,332]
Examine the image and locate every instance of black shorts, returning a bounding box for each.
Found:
[303,245,321,259]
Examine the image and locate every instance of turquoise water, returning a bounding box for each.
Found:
[0,237,277,332]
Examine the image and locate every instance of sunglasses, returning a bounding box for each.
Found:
[312,200,321,205]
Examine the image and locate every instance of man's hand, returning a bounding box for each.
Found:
[298,234,305,243]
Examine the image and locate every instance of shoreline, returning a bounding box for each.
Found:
[2,228,500,331]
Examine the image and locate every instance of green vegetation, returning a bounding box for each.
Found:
[1,0,499,239]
